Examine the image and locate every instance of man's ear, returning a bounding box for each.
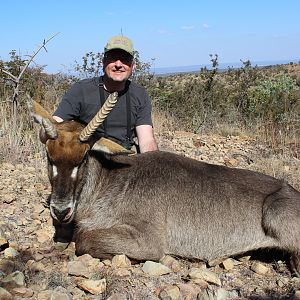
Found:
[131,61,136,73]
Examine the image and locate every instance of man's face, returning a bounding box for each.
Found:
[103,49,135,82]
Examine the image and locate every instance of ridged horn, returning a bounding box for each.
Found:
[42,118,58,139]
[79,92,118,142]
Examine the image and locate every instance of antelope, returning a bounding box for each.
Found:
[28,94,300,275]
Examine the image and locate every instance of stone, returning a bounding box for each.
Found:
[12,287,34,297]
[0,287,13,300]
[111,254,131,268]
[176,283,202,299]
[237,255,251,262]
[76,278,106,295]
[114,268,131,277]
[293,290,300,300]
[189,268,221,286]
[1,271,25,288]
[37,290,52,300]
[221,258,235,270]
[251,262,271,275]
[197,288,215,300]
[208,257,224,267]
[67,260,91,278]
[160,255,181,272]
[142,261,172,276]
[2,194,16,204]
[160,285,180,300]
[4,247,19,258]
[53,242,69,251]
[102,259,112,266]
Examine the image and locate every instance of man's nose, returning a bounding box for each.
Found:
[114,60,123,67]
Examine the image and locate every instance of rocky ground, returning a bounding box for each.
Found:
[1,131,300,299]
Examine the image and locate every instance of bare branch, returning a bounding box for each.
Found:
[18,32,60,80]
[1,69,18,82]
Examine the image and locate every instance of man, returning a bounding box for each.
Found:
[53,36,158,153]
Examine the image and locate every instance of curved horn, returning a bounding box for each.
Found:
[42,118,58,139]
[79,92,118,142]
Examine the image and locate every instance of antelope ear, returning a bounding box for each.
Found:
[27,96,57,125]
[91,137,134,155]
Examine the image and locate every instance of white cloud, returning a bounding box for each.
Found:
[202,23,211,28]
[181,25,195,30]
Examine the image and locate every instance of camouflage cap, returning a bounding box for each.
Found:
[104,36,134,56]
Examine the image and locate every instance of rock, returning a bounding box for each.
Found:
[102,259,112,266]
[142,261,172,276]
[35,229,51,243]
[197,288,215,300]
[208,257,224,267]
[37,290,52,300]
[111,254,131,268]
[53,242,70,251]
[76,278,106,295]
[251,262,271,275]
[4,247,19,258]
[114,268,131,277]
[224,158,240,167]
[214,288,234,300]
[277,277,289,287]
[0,259,16,275]
[2,194,16,204]
[12,287,34,297]
[27,261,46,272]
[189,268,221,286]
[37,287,72,300]
[293,290,300,300]
[221,258,236,270]
[1,271,25,288]
[0,287,13,300]
[67,260,91,278]
[160,285,180,300]
[176,283,202,299]
[76,254,104,274]
[237,255,251,262]
[160,255,181,272]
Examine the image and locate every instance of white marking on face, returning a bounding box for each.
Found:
[71,167,78,179]
[52,165,58,177]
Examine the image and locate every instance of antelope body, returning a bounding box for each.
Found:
[28,97,300,274]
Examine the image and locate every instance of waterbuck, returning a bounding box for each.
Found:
[28,95,300,275]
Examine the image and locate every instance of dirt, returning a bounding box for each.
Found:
[1,131,300,299]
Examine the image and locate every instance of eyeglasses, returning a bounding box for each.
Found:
[104,51,134,66]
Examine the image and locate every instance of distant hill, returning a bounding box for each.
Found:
[152,59,300,76]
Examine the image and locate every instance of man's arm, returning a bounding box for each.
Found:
[136,124,158,153]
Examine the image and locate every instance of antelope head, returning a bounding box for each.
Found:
[28,95,132,224]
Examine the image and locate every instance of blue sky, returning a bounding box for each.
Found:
[1,0,299,74]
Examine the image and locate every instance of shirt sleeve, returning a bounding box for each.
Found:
[53,82,82,121]
[135,89,153,127]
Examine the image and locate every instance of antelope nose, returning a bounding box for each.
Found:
[52,206,72,223]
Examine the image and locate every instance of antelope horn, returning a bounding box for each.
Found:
[79,92,118,142]
[42,118,58,139]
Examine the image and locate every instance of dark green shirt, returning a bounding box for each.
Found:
[54,77,153,148]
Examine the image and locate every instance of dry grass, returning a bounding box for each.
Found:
[0,100,44,165]
[249,154,300,191]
